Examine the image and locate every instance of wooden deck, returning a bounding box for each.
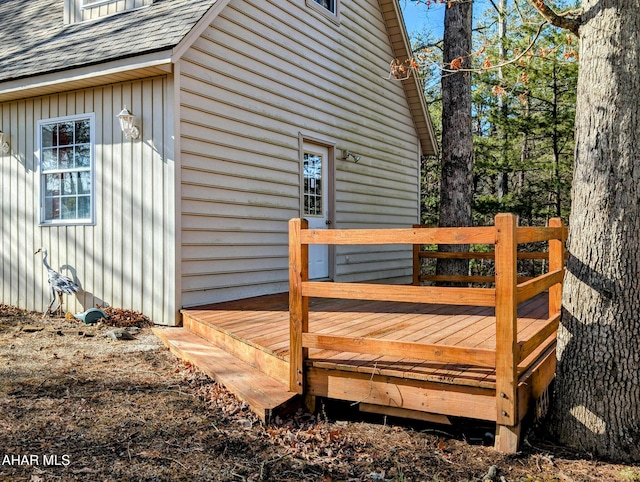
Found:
[156,213,567,453]
[183,291,549,389]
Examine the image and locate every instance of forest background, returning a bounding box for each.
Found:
[402,0,577,229]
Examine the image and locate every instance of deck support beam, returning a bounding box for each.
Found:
[495,423,521,453]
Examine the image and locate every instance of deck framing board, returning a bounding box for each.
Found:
[306,367,498,421]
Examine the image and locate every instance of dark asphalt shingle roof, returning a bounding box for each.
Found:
[0,0,219,83]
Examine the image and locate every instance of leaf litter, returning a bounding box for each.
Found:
[0,304,636,481]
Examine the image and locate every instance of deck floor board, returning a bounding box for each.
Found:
[182,291,550,388]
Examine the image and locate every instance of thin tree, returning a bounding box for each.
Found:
[437,0,474,280]
[496,0,509,200]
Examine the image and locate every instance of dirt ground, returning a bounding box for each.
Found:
[1,304,639,481]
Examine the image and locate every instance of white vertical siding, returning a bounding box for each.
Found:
[0,77,177,324]
[64,0,154,24]
[178,0,421,307]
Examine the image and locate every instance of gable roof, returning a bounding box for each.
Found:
[380,0,437,156]
[0,0,436,156]
[0,0,218,84]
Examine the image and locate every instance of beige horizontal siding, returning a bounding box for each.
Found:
[179,0,421,305]
[0,77,177,324]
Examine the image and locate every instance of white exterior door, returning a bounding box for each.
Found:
[303,142,331,279]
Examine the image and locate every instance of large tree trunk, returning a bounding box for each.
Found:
[551,0,640,461]
[437,0,473,278]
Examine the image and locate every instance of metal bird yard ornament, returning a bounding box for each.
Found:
[34,248,80,317]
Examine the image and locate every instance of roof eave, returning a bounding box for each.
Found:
[0,51,173,103]
[379,0,438,157]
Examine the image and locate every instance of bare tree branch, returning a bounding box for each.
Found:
[527,0,581,36]
[438,20,546,74]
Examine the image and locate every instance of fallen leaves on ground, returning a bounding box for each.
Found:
[100,306,153,327]
[0,305,638,481]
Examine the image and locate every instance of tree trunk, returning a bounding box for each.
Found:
[437,0,473,278]
[496,0,509,201]
[518,101,529,197]
[552,0,640,461]
[551,62,562,218]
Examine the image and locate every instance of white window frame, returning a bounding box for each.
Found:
[81,0,116,8]
[38,113,96,226]
[306,0,340,23]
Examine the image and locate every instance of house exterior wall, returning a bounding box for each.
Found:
[177,0,422,308]
[0,77,178,325]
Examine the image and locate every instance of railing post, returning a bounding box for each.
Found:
[494,213,520,452]
[548,218,564,318]
[412,224,421,286]
[289,218,308,395]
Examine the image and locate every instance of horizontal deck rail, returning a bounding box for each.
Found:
[302,333,497,367]
[413,225,569,286]
[301,226,497,245]
[302,281,496,306]
[417,251,554,260]
[289,213,566,434]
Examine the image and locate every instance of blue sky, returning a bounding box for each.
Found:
[399,1,493,39]
[399,0,446,37]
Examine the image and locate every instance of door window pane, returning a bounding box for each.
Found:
[304,152,323,216]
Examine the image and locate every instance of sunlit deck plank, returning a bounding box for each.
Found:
[307,306,453,361]
[475,299,549,350]
[307,304,482,376]
[183,291,550,388]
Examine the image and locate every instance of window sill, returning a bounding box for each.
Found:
[39,220,96,227]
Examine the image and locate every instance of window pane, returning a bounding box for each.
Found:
[78,172,91,194]
[61,173,77,195]
[313,0,334,12]
[303,153,323,216]
[42,148,58,170]
[40,115,93,224]
[45,174,61,196]
[45,198,60,220]
[77,196,91,218]
[61,197,77,219]
[75,120,91,144]
[58,122,74,146]
[41,124,57,148]
[75,145,91,167]
[59,147,74,169]
[304,154,322,180]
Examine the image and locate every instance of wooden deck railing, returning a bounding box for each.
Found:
[288,213,567,428]
[412,225,568,286]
